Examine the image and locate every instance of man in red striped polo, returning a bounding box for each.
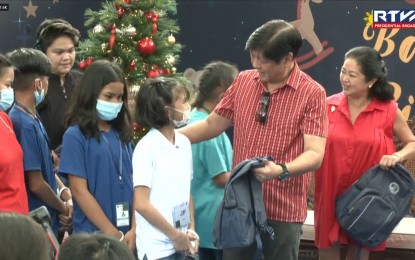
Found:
[180,19,328,260]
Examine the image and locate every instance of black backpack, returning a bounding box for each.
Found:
[336,164,415,248]
[212,157,274,260]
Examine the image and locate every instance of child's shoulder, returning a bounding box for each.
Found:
[175,131,191,146]
[65,124,82,135]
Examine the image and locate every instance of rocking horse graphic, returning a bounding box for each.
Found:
[290,0,334,70]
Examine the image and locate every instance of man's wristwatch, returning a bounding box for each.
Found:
[277,163,290,181]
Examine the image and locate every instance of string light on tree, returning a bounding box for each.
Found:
[165,54,175,65]
[124,24,137,36]
[93,24,105,33]
[101,43,108,52]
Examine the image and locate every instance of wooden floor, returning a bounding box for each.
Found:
[299,240,415,260]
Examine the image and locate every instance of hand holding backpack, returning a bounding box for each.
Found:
[212,157,275,260]
[336,163,415,248]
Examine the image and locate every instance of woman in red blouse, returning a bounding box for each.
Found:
[314,46,415,260]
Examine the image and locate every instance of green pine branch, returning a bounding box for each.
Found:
[78,0,184,88]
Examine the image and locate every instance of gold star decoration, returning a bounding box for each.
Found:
[363,11,373,26]
[53,0,59,4]
[23,0,38,18]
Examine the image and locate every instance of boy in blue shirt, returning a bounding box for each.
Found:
[7,48,71,234]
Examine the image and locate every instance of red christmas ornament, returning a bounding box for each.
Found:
[109,24,117,50]
[133,122,143,132]
[79,60,87,70]
[118,8,125,19]
[137,38,156,56]
[152,23,158,35]
[114,3,120,10]
[129,60,136,71]
[145,11,153,21]
[86,57,95,66]
[123,0,132,4]
[146,69,160,78]
[151,12,160,22]
[163,68,171,75]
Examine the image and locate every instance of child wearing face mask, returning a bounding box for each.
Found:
[6,48,71,233]
[58,60,136,251]
[133,77,198,260]
[0,54,29,215]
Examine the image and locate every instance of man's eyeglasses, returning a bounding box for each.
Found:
[255,92,270,124]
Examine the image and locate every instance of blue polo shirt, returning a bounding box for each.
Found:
[59,125,134,234]
[8,105,58,234]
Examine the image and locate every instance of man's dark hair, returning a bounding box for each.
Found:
[6,48,51,90]
[0,53,13,77]
[245,19,302,64]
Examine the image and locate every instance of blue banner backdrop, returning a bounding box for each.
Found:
[0,0,414,118]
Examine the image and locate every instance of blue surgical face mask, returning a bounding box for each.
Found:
[96,99,123,121]
[0,88,14,111]
[34,88,45,106]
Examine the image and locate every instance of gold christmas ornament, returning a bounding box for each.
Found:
[166,34,176,45]
[93,24,105,33]
[124,25,137,37]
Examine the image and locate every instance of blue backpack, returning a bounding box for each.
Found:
[212,157,274,260]
[336,164,415,248]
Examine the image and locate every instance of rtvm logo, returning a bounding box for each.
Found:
[373,9,415,29]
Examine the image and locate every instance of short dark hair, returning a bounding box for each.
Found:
[345,46,394,101]
[6,48,51,90]
[135,77,188,129]
[66,60,132,143]
[192,61,238,108]
[0,53,13,77]
[0,213,50,260]
[35,19,80,53]
[58,233,136,260]
[245,19,302,64]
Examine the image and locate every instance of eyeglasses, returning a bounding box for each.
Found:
[255,92,270,124]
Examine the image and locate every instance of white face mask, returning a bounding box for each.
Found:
[0,88,14,111]
[167,107,191,128]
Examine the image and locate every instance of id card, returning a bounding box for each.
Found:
[116,202,129,227]
[172,201,190,228]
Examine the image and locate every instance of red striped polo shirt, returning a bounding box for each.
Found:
[214,63,327,222]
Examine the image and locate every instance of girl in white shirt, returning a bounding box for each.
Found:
[133,77,198,260]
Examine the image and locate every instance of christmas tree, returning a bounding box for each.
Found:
[78,0,183,143]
